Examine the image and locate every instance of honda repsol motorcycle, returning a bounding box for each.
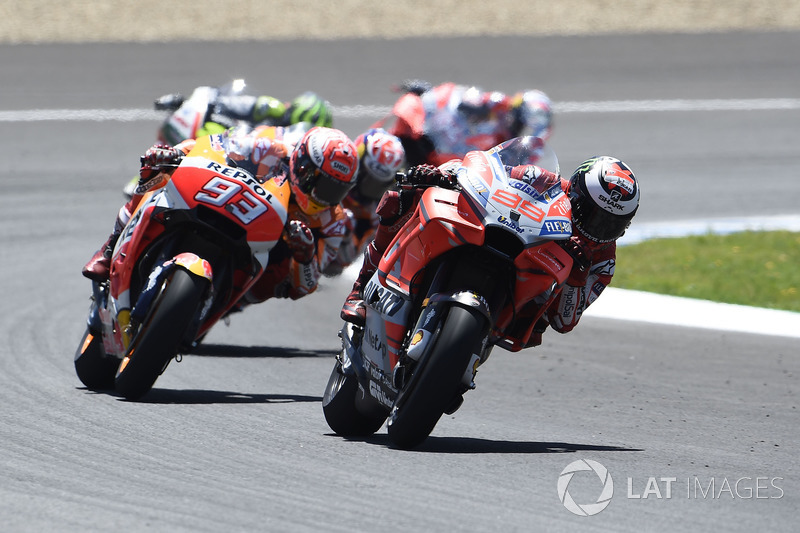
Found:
[75,134,291,400]
[322,136,575,449]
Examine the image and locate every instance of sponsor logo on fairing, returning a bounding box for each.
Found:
[511,180,538,197]
[497,215,524,234]
[369,380,394,408]
[205,161,260,187]
[364,283,404,317]
[544,220,572,234]
[367,328,384,355]
[544,183,564,201]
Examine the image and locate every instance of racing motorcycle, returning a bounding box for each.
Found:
[322,136,575,449]
[124,79,308,199]
[155,78,250,146]
[75,134,291,400]
[373,81,513,167]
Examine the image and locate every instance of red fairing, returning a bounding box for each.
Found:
[383,93,425,139]
[379,187,483,294]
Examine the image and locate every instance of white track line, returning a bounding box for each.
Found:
[7,102,797,336]
[2,98,800,122]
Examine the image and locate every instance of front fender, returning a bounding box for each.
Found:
[405,290,491,362]
[428,290,492,322]
[172,252,213,282]
[130,253,213,325]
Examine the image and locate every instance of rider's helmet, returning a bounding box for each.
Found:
[568,156,640,243]
[352,128,406,201]
[510,90,553,141]
[289,127,359,215]
[286,91,333,128]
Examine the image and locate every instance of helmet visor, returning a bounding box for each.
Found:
[295,164,353,207]
[572,194,636,243]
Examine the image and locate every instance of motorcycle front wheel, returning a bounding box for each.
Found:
[322,362,387,437]
[387,304,488,449]
[114,268,208,401]
[74,327,119,390]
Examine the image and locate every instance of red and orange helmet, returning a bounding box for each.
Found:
[289,127,359,214]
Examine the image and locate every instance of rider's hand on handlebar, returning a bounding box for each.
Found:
[139,143,184,182]
[403,164,457,189]
[154,93,185,111]
[140,143,183,169]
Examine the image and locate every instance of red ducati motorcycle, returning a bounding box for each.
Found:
[323,137,575,448]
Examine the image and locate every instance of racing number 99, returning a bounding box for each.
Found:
[490,189,545,222]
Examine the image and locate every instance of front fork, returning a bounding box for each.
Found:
[401,289,494,392]
[128,252,214,351]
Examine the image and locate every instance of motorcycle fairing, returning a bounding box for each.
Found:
[457,149,573,246]
[380,187,484,295]
[382,92,426,139]
[105,143,291,358]
[159,86,219,146]
[490,241,574,352]
[173,155,289,263]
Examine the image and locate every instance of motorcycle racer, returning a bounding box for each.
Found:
[83,125,359,303]
[340,152,639,347]
[326,128,407,276]
[155,82,334,139]
[376,80,553,166]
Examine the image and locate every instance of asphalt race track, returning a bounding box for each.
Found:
[1,32,799,531]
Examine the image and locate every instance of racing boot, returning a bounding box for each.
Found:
[82,232,119,281]
[340,241,381,326]
[82,216,125,282]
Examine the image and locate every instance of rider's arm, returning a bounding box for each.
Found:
[286,206,348,299]
[548,242,616,333]
[215,94,287,125]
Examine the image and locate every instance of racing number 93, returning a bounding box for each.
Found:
[195,176,268,224]
[490,189,545,222]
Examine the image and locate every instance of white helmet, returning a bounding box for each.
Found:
[353,128,406,201]
[568,156,640,243]
[511,90,553,141]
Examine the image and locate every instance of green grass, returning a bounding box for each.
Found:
[613,231,800,312]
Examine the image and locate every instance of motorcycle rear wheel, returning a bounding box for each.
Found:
[114,268,208,401]
[74,327,119,390]
[322,362,387,437]
[387,304,487,449]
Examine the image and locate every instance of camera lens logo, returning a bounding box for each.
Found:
[557,459,614,516]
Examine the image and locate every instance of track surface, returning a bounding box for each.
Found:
[1,32,799,531]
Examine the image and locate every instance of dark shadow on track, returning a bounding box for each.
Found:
[189,343,336,358]
[331,433,643,454]
[77,387,322,404]
[126,388,323,404]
